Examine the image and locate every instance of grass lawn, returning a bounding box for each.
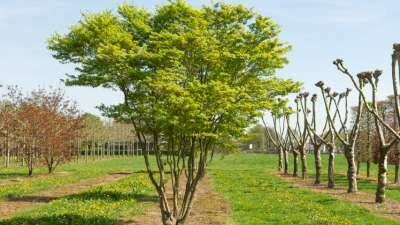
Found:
[0,157,146,200]
[2,153,398,225]
[306,154,400,202]
[209,154,400,225]
[0,173,156,225]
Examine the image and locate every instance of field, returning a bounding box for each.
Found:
[0,154,399,224]
[209,154,400,225]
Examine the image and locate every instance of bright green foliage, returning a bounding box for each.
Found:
[48,0,300,148]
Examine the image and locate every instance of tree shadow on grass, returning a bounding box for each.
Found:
[8,191,159,205]
[64,190,158,203]
[0,172,31,180]
[0,214,118,225]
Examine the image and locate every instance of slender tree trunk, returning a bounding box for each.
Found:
[327,145,335,188]
[283,149,289,175]
[344,147,358,193]
[376,149,388,203]
[356,160,360,175]
[367,161,371,178]
[314,145,322,184]
[300,149,307,179]
[28,154,33,176]
[293,151,298,177]
[278,147,283,172]
[159,193,176,225]
[5,136,9,168]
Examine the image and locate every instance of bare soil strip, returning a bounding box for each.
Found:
[278,174,400,222]
[0,171,71,185]
[0,172,131,219]
[120,175,230,225]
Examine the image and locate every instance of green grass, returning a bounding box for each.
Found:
[209,154,400,225]
[302,154,400,202]
[1,153,398,225]
[0,157,146,200]
[0,173,156,225]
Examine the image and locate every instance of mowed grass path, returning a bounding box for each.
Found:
[0,158,146,200]
[209,154,400,225]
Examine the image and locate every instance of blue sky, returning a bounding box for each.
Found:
[0,0,399,117]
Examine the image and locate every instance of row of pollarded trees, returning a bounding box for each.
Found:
[265,43,400,204]
[0,86,84,175]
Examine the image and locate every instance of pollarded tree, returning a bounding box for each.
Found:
[299,90,340,187]
[263,105,291,174]
[333,58,400,202]
[284,106,301,177]
[287,94,309,179]
[316,78,363,193]
[48,1,299,224]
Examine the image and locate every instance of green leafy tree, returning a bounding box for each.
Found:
[48,1,299,224]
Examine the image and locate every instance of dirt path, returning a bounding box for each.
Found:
[0,171,71,185]
[120,176,230,225]
[0,172,131,219]
[279,174,400,222]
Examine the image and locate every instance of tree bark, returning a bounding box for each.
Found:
[300,149,307,179]
[395,163,399,184]
[376,149,388,203]
[313,146,321,184]
[293,151,298,177]
[283,149,289,175]
[344,147,358,193]
[367,161,371,178]
[278,147,283,172]
[327,145,335,188]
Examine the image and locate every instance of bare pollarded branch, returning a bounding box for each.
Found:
[336,59,400,143]
[301,88,340,147]
[317,84,348,145]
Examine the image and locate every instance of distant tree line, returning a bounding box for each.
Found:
[0,86,140,176]
[0,86,83,175]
